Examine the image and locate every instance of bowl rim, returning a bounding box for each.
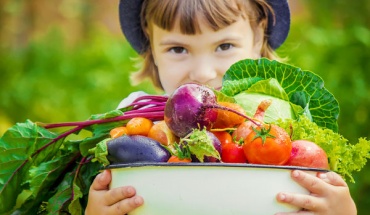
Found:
[105,162,329,172]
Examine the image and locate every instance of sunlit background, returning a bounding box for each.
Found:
[1,0,369,214]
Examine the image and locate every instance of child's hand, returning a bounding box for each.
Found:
[275,170,356,215]
[85,170,144,215]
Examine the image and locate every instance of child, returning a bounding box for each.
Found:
[85,0,357,214]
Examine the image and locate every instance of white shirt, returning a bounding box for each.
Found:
[117,91,149,109]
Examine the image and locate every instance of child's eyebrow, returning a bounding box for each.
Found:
[159,39,187,47]
[210,35,244,46]
[215,36,243,43]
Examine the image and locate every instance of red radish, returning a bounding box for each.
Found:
[164,83,257,138]
[285,140,329,169]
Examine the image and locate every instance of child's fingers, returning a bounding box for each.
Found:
[90,170,112,191]
[317,171,347,187]
[276,192,325,213]
[107,195,144,215]
[290,170,328,195]
[104,186,137,205]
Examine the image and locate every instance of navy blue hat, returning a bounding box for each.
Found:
[119,0,290,54]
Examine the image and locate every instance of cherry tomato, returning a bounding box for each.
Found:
[221,141,247,163]
[243,124,292,165]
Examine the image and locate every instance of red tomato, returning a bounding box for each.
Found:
[221,141,247,163]
[243,124,292,165]
[211,131,232,146]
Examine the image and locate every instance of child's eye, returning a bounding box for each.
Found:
[169,47,187,54]
[216,43,234,51]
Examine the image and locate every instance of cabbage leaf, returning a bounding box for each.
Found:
[220,58,339,132]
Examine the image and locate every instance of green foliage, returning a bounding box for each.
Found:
[0,29,158,135]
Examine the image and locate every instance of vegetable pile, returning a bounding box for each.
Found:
[1,58,370,214]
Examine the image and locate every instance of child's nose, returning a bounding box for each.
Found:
[189,57,218,84]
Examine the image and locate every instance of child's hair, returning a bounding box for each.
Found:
[131,0,281,90]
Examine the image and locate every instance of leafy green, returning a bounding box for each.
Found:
[0,119,101,215]
[0,120,60,213]
[221,58,340,132]
[276,116,370,183]
[180,129,221,162]
[90,138,112,166]
[0,96,166,214]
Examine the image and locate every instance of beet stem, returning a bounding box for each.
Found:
[131,95,168,104]
[42,111,164,129]
[126,106,165,114]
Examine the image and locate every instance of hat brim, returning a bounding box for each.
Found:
[119,0,290,53]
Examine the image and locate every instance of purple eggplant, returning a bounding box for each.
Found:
[107,135,171,164]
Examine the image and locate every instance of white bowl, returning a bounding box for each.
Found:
[108,163,325,215]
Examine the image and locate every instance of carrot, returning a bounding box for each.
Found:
[212,102,246,129]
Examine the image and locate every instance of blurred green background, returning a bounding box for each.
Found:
[0,0,369,214]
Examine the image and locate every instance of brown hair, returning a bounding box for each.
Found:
[130,0,281,90]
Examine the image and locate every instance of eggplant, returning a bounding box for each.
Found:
[107,135,171,164]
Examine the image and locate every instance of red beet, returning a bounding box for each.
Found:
[164,83,219,138]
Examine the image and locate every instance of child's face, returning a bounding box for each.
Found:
[150,15,263,94]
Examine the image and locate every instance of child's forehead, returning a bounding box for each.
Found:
[146,0,251,35]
